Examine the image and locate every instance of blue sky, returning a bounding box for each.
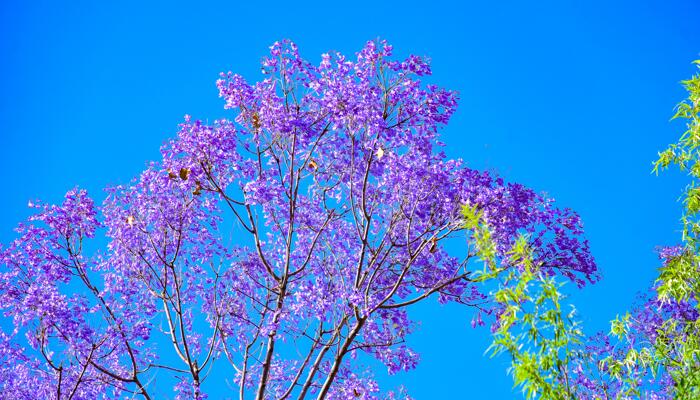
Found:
[1,0,699,398]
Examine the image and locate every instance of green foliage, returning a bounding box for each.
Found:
[463,206,581,399]
[656,249,697,303]
[651,60,700,398]
[462,203,497,274]
[655,60,700,242]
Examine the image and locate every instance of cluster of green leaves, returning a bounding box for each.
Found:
[650,59,700,399]
[464,205,582,400]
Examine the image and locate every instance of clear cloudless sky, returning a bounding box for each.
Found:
[1,0,699,398]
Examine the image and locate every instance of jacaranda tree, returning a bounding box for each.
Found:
[0,40,597,399]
